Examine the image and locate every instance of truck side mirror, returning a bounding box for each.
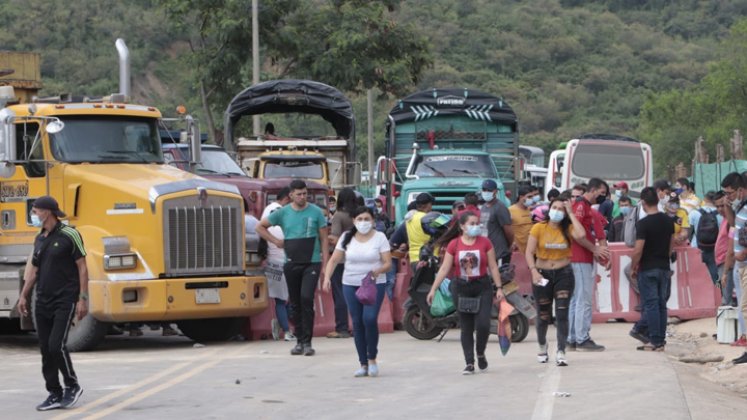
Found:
[186,115,201,166]
[0,108,17,178]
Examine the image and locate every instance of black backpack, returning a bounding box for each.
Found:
[695,209,718,249]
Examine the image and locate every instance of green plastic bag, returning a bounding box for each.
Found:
[430,288,455,317]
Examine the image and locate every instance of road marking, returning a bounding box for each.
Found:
[530,365,562,420]
[52,348,219,420]
[80,345,246,420]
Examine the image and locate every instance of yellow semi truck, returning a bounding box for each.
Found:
[0,42,267,351]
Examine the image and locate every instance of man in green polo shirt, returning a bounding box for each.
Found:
[256,180,329,356]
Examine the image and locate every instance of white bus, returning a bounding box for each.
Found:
[544,135,653,198]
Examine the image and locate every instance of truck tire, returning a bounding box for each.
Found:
[30,293,108,351]
[177,317,245,343]
[509,313,529,343]
[403,305,443,340]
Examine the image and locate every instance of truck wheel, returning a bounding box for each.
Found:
[177,317,245,343]
[30,293,107,351]
[509,313,529,343]
[403,306,443,340]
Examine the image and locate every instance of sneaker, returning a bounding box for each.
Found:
[537,343,549,363]
[732,352,747,364]
[36,394,62,411]
[636,343,665,352]
[629,329,650,344]
[303,344,315,356]
[290,343,304,355]
[326,331,351,338]
[284,331,296,342]
[477,355,488,372]
[462,364,475,375]
[271,319,281,341]
[576,339,605,352]
[162,326,178,337]
[556,350,567,367]
[566,342,576,352]
[731,336,747,347]
[61,384,83,409]
[354,366,368,377]
[368,364,379,377]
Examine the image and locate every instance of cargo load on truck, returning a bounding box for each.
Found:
[378,88,519,223]
[223,79,359,193]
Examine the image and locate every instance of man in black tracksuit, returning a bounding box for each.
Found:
[18,196,88,411]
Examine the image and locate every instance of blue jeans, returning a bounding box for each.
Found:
[568,262,594,344]
[735,266,747,336]
[274,298,290,332]
[634,268,671,346]
[342,283,386,365]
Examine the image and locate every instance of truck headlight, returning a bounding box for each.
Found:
[104,253,138,270]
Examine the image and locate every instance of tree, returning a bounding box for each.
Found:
[160,0,431,142]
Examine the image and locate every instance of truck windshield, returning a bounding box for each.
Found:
[571,142,644,179]
[264,160,323,179]
[51,116,162,163]
[414,155,497,178]
[196,150,245,176]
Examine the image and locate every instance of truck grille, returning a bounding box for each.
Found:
[432,191,474,214]
[163,196,244,276]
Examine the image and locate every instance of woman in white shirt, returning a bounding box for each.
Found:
[323,206,392,377]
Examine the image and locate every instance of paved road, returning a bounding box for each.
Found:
[1,322,746,419]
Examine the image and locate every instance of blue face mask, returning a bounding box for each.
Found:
[548,209,565,223]
[523,198,533,207]
[466,225,482,237]
[31,214,43,228]
[533,195,541,203]
[620,206,632,217]
[481,191,494,202]
[674,188,683,195]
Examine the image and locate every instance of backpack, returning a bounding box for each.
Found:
[623,203,641,247]
[695,209,719,249]
[737,199,747,248]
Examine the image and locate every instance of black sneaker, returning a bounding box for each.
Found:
[629,329,650,344]
[477,355,488,371]
[566,342,576,352]
[733,352,747,364]
[61,384,83,409]
[290,343,304,355]
[576,339,605,352]
[303,344,315,356]
[36,394,62,411]
[462,364,475,375]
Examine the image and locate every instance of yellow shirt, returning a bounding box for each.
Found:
[405,211,431,261]
[529,222,572,261]
[670,208,690,235]
[679,194,701,213]
[509,204,533,255]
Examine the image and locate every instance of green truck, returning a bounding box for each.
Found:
[376,88,519,224]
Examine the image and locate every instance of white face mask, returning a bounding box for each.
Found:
[481,191,494,202]
[548,209,564,223]
[523,198,533,207]
[31,213,43,227]
[355,221,373,234]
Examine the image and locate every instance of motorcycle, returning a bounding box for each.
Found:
[403,258,533,342]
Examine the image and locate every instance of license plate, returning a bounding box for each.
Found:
[195,288,221,304]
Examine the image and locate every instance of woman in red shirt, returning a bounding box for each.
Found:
[427,211,504,374]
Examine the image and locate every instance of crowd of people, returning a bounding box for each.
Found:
[253,172,747,378]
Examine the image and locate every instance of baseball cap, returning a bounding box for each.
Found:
[613,181,629,189]
[481,179,498,191]
[32,196,66,218]
[415,192,434,205]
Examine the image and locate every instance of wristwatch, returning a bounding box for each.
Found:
[79,292,89,301]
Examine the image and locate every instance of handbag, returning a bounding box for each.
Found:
[457,296,481,314]
[355,271,377,305]
[430,288,455,317]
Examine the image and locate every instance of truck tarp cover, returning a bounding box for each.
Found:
[386,88,517,129]
[224,79,355,144]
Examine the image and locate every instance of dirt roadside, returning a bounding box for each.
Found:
[667,317,747,398]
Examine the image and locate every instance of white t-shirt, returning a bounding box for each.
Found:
[335,231,390,285]
[261,202,285,264]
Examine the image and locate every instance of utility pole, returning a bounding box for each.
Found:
[252,0,260,135]
[367,88,374,186]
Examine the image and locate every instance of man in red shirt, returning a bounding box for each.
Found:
[568,178,610,352]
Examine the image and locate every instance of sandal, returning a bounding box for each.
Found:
[636,343,664,352]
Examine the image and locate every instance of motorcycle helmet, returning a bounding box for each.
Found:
[421,211,451,236]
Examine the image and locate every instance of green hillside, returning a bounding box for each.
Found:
[2,0,746,174]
